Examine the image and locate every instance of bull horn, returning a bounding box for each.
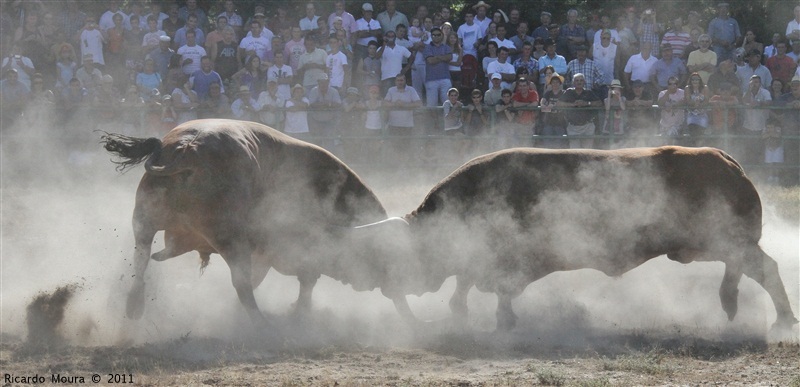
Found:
[354,217,409,229]
[392,295,422,326]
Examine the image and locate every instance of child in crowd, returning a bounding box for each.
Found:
[763,121,783,185]
[464,88,490,155]
[284,84,309,134]
[409,18,424,43]
[443,87,463,132]
[604,80,626,135]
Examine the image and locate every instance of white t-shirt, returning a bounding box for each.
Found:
[592,43,617,86]
[299,16,320,31]
[142,30,167,47]
[490,37,516,51]
[326,51,348,88]
[80,29,106,65]
[486,60,515,90]
[177,44,207,75]
[380,45,411,80]
[384,86,420,127]
[355,18,381,46]
[239,34,272,62]
[284,98,310,133]
[267,64,293,100]
[624,53,657,83]
[1,56,34,88]
[457,23,483,57]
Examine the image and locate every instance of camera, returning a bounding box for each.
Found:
[13,55,21,59]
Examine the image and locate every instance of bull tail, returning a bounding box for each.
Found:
[100,132,162,172]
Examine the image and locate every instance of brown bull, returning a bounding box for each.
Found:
[102,119,399,324]
[371,146,798,331]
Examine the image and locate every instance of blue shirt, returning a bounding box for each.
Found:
[423,42,453,82]
[190,70,224,100]
[708,17,741,46]
[538,54,567,84]
[653,58,687,88]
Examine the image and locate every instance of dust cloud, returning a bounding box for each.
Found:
[1,104,797,358]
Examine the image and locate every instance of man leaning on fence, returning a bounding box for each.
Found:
[558,73,600,149]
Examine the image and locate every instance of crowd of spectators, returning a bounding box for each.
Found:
[0,0,797,183]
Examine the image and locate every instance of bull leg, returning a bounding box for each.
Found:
[741,246,799,329]
[449,276,473,323]
[719,261,743,321]
[496,292,518,331]
[220,245,268,326]
[294,271,319,314]
[392,296,422,327]
[126,223,156,320]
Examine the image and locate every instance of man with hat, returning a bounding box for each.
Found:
[231,84,259,121]
[652,43,687,91]
[472,1,491,35]
[707,2,741,63]
[736,49,771,93]
[354,3,382,63]
[565,44,604,91]
[484,72,504,106]
[531,11,553,40]
[775,74,800,184]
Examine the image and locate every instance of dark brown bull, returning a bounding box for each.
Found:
[376,147,798,331]
[102,119,400,324]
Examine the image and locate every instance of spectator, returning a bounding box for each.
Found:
[657,76,686,138]
[684,72,711,138]
[472,1,491,35]
[136,58,162,100]
[270,7,293,36]
[190,56,223,100]
[539,72,567,148]
[532,37,547,60]
[232,56,266,96]
[683,11,703,36]
[484,72,503,106]
[99,1,125,32]
[457,11,483,59]
[636,9,662,57]
[377,30,411,92]
[219,0,243,37]
[206,15,230,53]
[765,41,796,86]
[687,34,716,84]
[477,22,498,57]
[538,39,567,87]
[624,41,657,94]
[357,41,382,95]
[615,14,638,61]
[0,69,30,128]
[284,26,306,73]
[487,47,515,92]
[625,80,655,138]
[238,20,271,64]
[284,84,310,134]
[510,76,539,146]
[494,88,517,147]
[174,14,205,49]
[2,44,35,89]
[740,74,771,163]
[565,45,604,91]
[491,24,516,52]
[741,30,764,58]
[558,9,586,62]
[75,54,103,94]
[464,88,489,138]
[445,33,464,91]
[443,87,463,132]
[93,74,121,126]
[147,35,174,80]
[105,13,126,75]
[160,94,177,131]
[231,85,259,121]
[60,77,88,111]
[652,43,687,91]
[409,17,425,44]
[707,2,741,63]
[126,16,146,62]
[298,36,328,92]
[377,0,409,34]
[384,75,421,161]
[119,84,145,133]
[709,81,739,134]
[423,27,453,108]
[161,4,184,41]
[178,0,207,32]
[584,14,601,47]
[592,16,620,46]
[736,49,771,94]
[54,43,77,90]
[531,11,553,40]
[592,30,619,89]
[144,2,169,32]
[776,75,800,185]
[603,79,626,135]
[177,30,207,75]
[79,18,105,66]
[786,5,800,44]
[267,51,293,100]
[513,42,539,82]
[788,41,800,62]
[307,75,342,149]
[482,40,499,78]
[300,2,320,33]
[708,59,740,96]
[356,85,384,160]
[171,75,199,124]
[764,33,782,59]
[354,3,382,63]
[558,73,600,149]
[763,122,784,185]
[662,16,692,59]
[256,80,284,127]
[210,26,239,82]
[510,22,534,59]
[143,15,167,53]
[328,0,357,39]
[61,0,88,42]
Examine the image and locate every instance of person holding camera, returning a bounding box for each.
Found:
[637,9,662,57]
[708,3,741,63]
[1,44,35,89]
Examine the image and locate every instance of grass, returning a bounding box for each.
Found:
[572,378,612,387]
[601,349,673,376]
[536,368,567,386]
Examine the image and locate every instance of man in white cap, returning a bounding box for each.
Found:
[355,3,382,63]
[484,72,504,106]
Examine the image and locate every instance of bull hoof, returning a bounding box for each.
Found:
[125,288,145,320]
